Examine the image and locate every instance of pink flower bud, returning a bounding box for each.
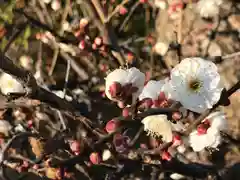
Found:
[119,6,128,15]
[99,64,108,72]
[127,52,134,64]
[89,152,101,165]
[122,107,130,117]
[33,164,39,170]
[139,0,147,3]
[197,124,208,135]
[94,37,103,46]
[117,101,126,108]
[172,134,182,147]
[79,40,86,50]
[161,151,171,161]
[158,92,166,101]
[92,43,97,50]
[172,112,182,121]
[22,161,29,168]
[27,120,33,128]
[105,119,120,133]
[70,140,81,153]
[109,82,122,98]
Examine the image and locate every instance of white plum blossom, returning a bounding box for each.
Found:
[142,114,173,142]
[168,57,223,113]
[0,73,24,95]
[197,0,223,18]
[189,111,227,152]
[105,67,145,104]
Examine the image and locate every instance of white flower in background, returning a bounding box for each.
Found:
[142,115,173,142]
[44,0,52,4]
[62,21,71,32]
[197,0,223,18]
[0,73,24,95]
[169,57,223,113]
[170,173,185,180]
[53,90,73,101]
[154,41,169,56]
[19,55,33,71]
[189,111,227,152]
[105,67,145,103]
[102,149,112,161]
[154,0,167,9]
[0,120,12,136]
[51,0,61,11]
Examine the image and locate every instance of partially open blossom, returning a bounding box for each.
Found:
[90,152,101,164]
[105,119,120,133]
[105,67,145,104]
[0,73,24,95]
[139,80,172,108]
[197,0,223,18]
[168,57,223,113]
[142,115,173,142]
[189,111,227,152]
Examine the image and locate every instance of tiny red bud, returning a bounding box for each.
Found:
[27,120,33,128]
[105,119,120,134]
[161,151,172,161]
[92,43,97,50]
[79,40,86,50]
[197,124,208,135]
[119,6,128,15]
[139,0,147,3]
[122,107,130,117]
[33,164,39,170]
[172,112,182,121]
[89,152,101,165]
[99,64,108,72]
[127,52,134,64]
[22,161,29,168]
[94,37,102,46]
[172,134,182,147]
[117,101,126,108]
[70,140,81,153]
[109,82,122,97]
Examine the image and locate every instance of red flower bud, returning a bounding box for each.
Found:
[139,0,147,3]
[172,112,182,121]
[89,152,101,165]
[94,37,103,46]
[161,151,172,161]
[109,82,122,98]
[27,120,33,128]
[119,6,128,15]
[79,40,86,50]
[122,107,130,117]
[70,140,81,153]
[172,134,182,147]
[105,119,120,134]
[197,124,208,135]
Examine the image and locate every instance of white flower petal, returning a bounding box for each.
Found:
[169,57,223,113]
[139,80,165,100]
[142,115,173,142]
[205,111,227,131]
[0,73,25,95]
[197,0,223,18]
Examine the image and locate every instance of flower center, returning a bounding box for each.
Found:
[188,79,202,92]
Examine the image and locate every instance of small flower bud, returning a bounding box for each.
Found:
[70,140,81,153]
[94,37,103,46]
[139,0,147,3]
[109,82,122,98]
[27,120,33,128]
[119,6,128,15]
[197,124,208,135]
[117,101,126,108]
[79,40,86,50]
[105,119,120,133]
[79,18,89,29]
[172,134,182,147]
[172,112,182,121]
[122,107,130,117]
[89,152,101,164]
[161,151,172,161]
